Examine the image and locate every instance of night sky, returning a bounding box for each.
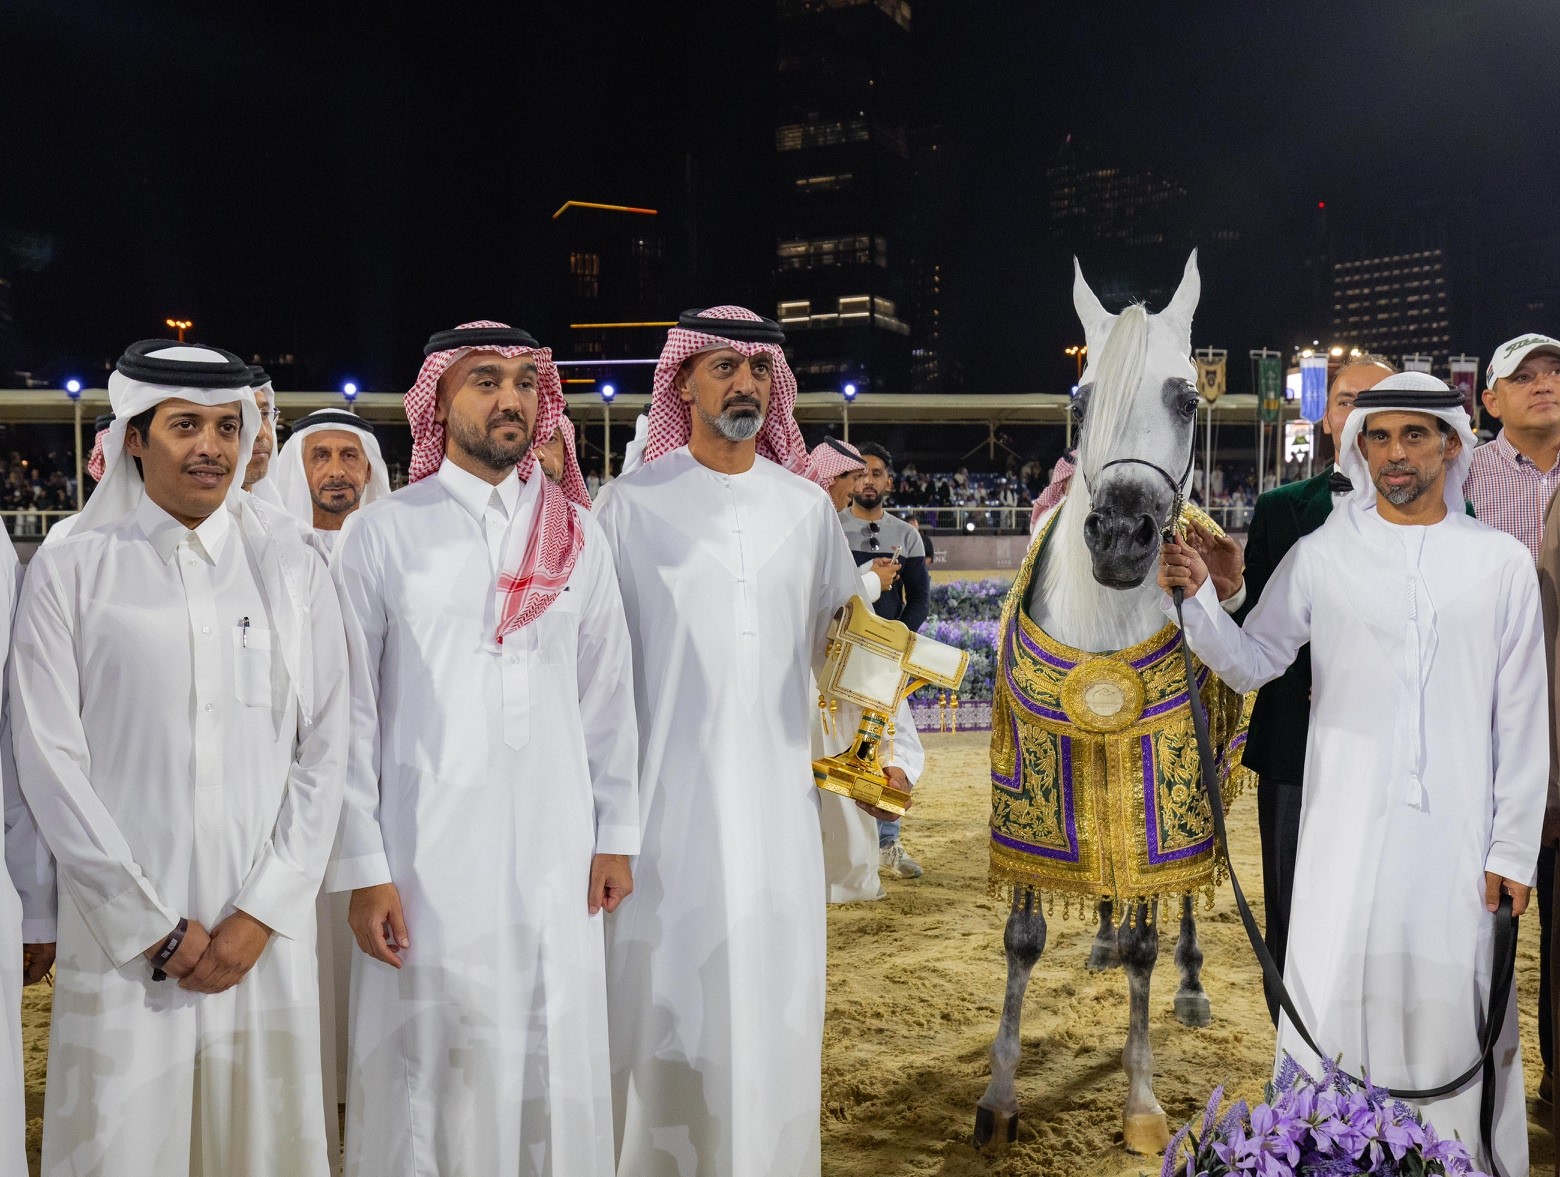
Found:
[3,0,1556,393]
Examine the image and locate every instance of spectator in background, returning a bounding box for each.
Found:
[841,442,931,880]
[1466,331,1560,1106]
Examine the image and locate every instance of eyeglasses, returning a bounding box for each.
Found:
[867,521,881,551]
[261,409,282,425]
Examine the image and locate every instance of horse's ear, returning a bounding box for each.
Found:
[1161,250,1201,335]
[1072,257,1113,347]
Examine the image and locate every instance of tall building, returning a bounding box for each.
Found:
[1046,136,1187,248]
[552,200,668,364]
[774,0,914,394]
[1330,249,1452,361]
[905,124,963,393]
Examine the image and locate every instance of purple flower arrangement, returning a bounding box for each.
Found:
[1162,1056,1490,1177]
[913,578,1011,705]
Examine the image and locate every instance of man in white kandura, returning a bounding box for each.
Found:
[242,364,285,506]
[267,405,390,1171]
[269,407,391,557]
[12,339,348,1177]
[600,306,860,1177]
[1159,371,1546,1174]
[1,525,55,1177]
[329,321,638,1177]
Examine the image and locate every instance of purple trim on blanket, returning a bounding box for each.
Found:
[1141,734,1214,864]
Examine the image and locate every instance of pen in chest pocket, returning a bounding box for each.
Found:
[240,616,250,647]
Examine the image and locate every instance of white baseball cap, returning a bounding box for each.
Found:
[1486,333,1560,388]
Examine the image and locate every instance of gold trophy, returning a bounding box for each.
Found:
[813,597,970,815]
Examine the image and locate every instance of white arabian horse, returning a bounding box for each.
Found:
[974,252,1219,1155]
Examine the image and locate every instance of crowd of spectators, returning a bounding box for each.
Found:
[0,446,77,536]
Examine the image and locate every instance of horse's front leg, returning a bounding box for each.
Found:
[974,889,1048,1148]
[1086,898,1120,971]
[1119,900,1170,1154]
[1173,893,1212,1027]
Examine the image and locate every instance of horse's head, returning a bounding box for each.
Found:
[1071,252,1202,589]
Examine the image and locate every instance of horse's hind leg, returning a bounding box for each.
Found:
[974,889,1047,1148]
[1085,898,1120,971]
[1118,901,1170,1154]
[1173,894,1212,1027]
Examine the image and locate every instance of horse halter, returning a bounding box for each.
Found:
[1082,431,1198,543]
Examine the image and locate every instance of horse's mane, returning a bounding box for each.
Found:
[1076,302,1148,487]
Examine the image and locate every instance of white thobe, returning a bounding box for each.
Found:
[1,537,55,1177]
[1167,502,1546,1173]
[328,460,639,1177]
[814,693,924,904]
[11,494,348,1177]
[598,447,860,1177]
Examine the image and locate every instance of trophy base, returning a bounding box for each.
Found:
[812,756,913,816]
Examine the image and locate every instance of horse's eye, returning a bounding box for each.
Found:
[1179,397,1199,418]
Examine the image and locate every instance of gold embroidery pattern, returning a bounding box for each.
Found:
[989,507,1254,917]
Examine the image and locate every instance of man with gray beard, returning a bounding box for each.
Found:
[599,307,859,1177]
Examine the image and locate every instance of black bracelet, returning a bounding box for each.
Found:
[150,917,189,982]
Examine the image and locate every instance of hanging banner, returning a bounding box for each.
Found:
[1402,354,1434,374]
[1194,352,1227,402]
[1298,354,1328,422]
[1256,354,1282,423]
[1449,355,1479,419]
[1284,419,1313,464]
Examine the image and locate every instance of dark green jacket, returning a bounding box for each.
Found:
[1233,473,1477,783]
[1232,472,1334,783]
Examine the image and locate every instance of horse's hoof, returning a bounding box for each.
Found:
[1123,1110,1170,1155]
[973,1106,1018,1149]
[1174,991,1212,1028]
[1086,942,1120,971]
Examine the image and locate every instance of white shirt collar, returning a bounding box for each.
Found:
[134,492,233,565]
[436,458,522,524]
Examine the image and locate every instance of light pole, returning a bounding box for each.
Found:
[65,380,83,510]
[1065,345,1087,381]
[164,318,193,342]
[841,382,857,444]
[600,384,616,482]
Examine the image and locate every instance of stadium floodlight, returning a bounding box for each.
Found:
[65,379,82,397]
[342,381,359,403]
[842,382,858,401]
[600,383,616,402]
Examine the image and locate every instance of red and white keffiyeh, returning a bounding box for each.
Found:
[405,320,590,641]
[87,428,109,482]
[1030,451,1076,531]
[804,438,864,490]
[642,306,808,473]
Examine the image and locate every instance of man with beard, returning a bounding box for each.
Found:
[599,307,859,1177]
[329,322,638,1177]
[12,340,348,1176]
[839,442,931,878]
[243,365,284,506]
[269,408,391,558]
[1159,372,1546,1175]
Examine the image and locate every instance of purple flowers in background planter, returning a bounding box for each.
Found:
[912,578,1011,707]
[1162,1057,1490,1177]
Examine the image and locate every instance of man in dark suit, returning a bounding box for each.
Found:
[1234,355,1396,1025]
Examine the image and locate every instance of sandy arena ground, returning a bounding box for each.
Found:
[18,731,1557,1174]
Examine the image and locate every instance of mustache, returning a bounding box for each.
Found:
[1380,461,1419,475]
[723,395,762,411]
[487,410,528,428]
[182,458,231,474]
[318,480,356,492]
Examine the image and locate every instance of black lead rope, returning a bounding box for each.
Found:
[1170,584,1515,1173]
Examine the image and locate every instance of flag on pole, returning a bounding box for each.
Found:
[1195,351,1227,402]
[1449,355,1479,419]
[1402,354,1434,374]
[1256,353,1282,423]
[1299,353,1328,422]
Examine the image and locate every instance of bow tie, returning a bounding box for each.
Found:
[1328,470,1353,494]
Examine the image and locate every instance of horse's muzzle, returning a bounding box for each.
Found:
[1083,509,1161,589]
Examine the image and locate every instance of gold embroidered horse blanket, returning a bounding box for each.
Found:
[989,511,1253,912]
